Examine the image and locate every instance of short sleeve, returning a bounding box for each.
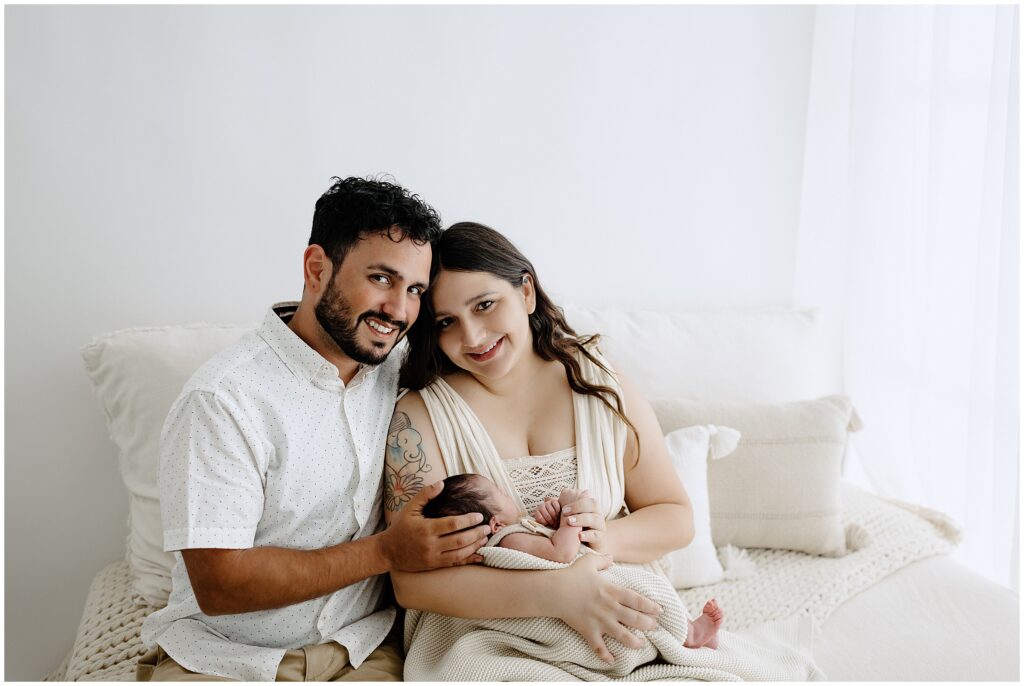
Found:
[158,390,266,551]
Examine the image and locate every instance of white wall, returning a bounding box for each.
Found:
[4,5,816,679]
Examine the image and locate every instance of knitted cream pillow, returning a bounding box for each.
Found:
[652,396,863,557]
[663,424,741,589]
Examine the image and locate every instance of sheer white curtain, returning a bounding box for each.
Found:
[794,5,1019,590]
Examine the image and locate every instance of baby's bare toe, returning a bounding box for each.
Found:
[704,600,724,623]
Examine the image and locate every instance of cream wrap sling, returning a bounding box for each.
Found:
[418,346,628,521]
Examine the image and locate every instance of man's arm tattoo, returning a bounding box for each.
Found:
[384,411,433,513]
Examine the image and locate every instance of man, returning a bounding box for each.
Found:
[137,176,493,681]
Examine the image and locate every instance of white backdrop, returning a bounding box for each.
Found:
[6,5,818,679]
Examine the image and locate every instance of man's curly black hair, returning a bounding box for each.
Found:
[309,175,443,269]
[421,474,496,521]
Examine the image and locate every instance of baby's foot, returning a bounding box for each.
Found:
[683,599,724,649]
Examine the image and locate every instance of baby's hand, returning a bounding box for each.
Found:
[533,498,562,527]
[558,488,586,509]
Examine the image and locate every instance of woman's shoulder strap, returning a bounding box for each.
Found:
[416,378,522,502]
[571,336,620,388]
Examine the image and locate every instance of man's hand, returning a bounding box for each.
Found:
[378,481,492,572]
[552,553,663,665]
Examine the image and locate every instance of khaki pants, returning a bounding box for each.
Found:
[136,626,403,682]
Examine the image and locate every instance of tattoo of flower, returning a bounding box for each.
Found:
[384,411,435,513]
[385,472,425,512]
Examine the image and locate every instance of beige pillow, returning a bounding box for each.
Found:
[651,395,863,557]
[81,324,253,605]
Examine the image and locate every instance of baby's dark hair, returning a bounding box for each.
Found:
[421,474,495,521]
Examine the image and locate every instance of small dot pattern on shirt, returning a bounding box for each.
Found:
[141,303,400,681]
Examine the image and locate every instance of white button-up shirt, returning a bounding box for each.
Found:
[140,303,400,681]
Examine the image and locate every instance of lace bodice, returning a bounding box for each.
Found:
[501,446,578,513]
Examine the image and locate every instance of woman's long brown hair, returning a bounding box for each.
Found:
[400,222,639,455]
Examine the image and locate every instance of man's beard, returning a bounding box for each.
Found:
[314,280,407,366]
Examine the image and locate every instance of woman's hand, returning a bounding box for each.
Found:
[559,489,611,556]
[551,554,663,664]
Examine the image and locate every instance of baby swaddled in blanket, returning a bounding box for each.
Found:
[407,473,824,681]
[423,473,726,650]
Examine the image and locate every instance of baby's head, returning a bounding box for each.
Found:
[421,473,520,533]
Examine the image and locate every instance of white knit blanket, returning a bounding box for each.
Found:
[403,545,825,681]
[52,484,960,681]
[676,484,961,632]
[47,559,154,682]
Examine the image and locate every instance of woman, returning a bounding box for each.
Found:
[382,222,695,665]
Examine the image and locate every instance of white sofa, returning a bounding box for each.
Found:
[52,305,1019,681]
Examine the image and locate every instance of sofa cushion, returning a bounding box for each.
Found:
[652,395,862,556]
[81,324,252,605]
[561,304,841,403]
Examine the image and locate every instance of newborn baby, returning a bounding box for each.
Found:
[422,473,724,649]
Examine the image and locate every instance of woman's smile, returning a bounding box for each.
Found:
[467,336,504,362]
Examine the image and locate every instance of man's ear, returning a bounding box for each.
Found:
[521,273,536,315]
[303,245,333,295]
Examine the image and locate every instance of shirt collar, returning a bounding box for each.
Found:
[260,301,377,388]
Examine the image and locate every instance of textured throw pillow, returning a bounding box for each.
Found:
[663,424,742,589]
[652,395,863,557]
[81,324,253,605]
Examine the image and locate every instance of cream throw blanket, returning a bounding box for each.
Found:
[403,521,825,681]
[408,349,824,680]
